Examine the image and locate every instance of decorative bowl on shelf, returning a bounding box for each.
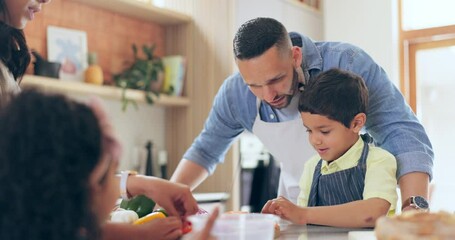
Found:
[31,51,61,79]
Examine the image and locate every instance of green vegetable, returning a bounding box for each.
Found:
[119,195,156,218]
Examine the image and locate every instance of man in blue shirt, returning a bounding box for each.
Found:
[170,17,433,210]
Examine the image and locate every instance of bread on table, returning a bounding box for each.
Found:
[375,211,455,240]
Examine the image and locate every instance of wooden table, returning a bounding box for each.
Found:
[183,218,377,240]
[278,222,376,240]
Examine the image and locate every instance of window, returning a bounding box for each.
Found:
[399,0,455,212]
[401,0,455,30]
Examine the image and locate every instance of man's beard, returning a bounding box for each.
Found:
[272,68,300,109]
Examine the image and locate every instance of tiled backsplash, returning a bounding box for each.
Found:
[24,0,166,84]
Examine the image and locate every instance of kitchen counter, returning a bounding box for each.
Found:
[278,222,376,240]
[183,216,377,240]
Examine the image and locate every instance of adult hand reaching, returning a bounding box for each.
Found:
[128,175,199,218]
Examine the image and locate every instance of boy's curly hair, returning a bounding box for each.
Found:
[0,89,102,240]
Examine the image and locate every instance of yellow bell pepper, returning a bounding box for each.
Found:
[133,211,166,225]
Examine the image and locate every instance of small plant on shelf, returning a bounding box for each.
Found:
[114,44,164,111]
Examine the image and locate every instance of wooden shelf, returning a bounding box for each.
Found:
[283,0,321,15]
[71,0,192,25]
[21,75,190,107]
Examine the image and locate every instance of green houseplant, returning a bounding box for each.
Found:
[114,44,164,111]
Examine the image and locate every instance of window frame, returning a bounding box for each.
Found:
[398,0,455,112]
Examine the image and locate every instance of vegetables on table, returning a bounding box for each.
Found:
[119,195,156,218]
[133,211,166,225]
[182,220,192,234]
[110,209,139,224]
[112,199,193,235]
[133,207,192,234]
[153,208,168,217]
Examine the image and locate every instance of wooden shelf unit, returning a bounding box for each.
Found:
[71,0,192,25]
[283,0,321,13]
[21,75,190,107]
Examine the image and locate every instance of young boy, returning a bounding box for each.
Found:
[262,68,397,228]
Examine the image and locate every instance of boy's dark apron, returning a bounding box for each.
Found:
[307,136,370,206]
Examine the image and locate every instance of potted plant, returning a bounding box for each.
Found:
[114,44,164,111]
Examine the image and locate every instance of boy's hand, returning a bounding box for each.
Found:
[262,196,306,224]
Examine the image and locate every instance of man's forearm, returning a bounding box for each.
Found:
[398,172,430,205]
[170,159,209,190]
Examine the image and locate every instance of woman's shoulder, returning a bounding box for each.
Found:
[0,61,20,95]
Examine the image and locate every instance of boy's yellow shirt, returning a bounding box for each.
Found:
[297,137,397,215]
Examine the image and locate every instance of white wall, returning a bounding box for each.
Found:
[69,93,165,173]
[233,0,323,75]
[234,0,398,84]
[323,0,399,85]
[104,99,165,173]
[234,0,323,40]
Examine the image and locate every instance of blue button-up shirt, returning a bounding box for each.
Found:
[183,32,433,180]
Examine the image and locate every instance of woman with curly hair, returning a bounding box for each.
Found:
[0,90,218,240]
[0,0,50,103]
[0,89,119,240]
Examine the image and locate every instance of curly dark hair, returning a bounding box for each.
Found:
[233,17,291,60]
[298,68,369,128]
[0,0,31,81]
[0,89,102,240]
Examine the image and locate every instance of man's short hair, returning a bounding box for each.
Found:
[233,17,291,60]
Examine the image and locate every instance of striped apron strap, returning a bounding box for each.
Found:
[307,160,323,207]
